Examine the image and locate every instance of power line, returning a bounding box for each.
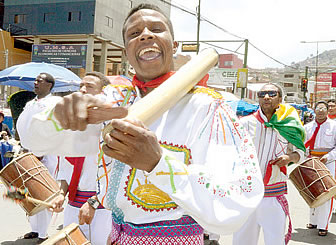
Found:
[161,0,298,69]
[202,42,244,55]
[248,42,300,70]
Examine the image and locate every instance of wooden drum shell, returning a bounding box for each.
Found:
[41,223,91,245]
[289,157,336,208]
[0,153,60,215]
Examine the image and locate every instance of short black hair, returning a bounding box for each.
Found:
[327,99,336,104]
[261,83,283,97]
[39,72,55,90]
[122,3,174,44]
[84,71,110,88]
[315,100,328,110]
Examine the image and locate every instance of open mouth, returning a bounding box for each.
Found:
[138,47,161,61]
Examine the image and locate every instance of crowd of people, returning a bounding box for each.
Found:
[2,3,336,245]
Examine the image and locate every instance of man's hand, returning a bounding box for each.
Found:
[103,118,162,172]
[270,152,300,168]
[320,155,328,164]
[54,92,128,131]
[78,202,95,225]
[49,194,65,213]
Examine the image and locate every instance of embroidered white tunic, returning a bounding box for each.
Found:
[240,109,304,184]
[17,85,264,235]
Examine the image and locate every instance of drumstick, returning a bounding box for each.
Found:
[3,186,53,208]
[101,48,219,137]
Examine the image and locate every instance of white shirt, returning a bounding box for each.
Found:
[304,119,336,163]
[17,84,264,235]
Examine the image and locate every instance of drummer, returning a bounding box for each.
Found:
[304,101,336,236]
[233,83,305,245]
[17,73,59,243]
[17,3,264,244]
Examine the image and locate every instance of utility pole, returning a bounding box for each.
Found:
[196,0,201,54]
[241,39,248,99]
[0,29,9,107]
[304,66,308,103]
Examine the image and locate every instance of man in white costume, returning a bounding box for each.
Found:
[305,101,336,236]
[17,4,264,244]
[233,84,305,245]
[51,72,112,245]
[18,73,58,243]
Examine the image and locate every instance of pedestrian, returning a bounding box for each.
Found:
[233,83,306,245]
[16,72,59,244]
[50,72,112,245]
[0,111,11,141]
[304,101,336,236]
[17,4,264,244]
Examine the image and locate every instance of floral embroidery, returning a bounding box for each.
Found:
[239,176,253,193]
[197,172,243,198]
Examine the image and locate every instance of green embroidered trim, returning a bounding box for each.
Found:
[165,155,177,194]
[47,109,64,132]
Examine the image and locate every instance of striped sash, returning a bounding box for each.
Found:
[264,182,287,197]
[68,190,104,209]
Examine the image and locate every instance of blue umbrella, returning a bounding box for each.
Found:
[0,62,81,92]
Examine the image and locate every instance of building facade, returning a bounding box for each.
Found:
[2,0,171,74]
[218,54,244,69]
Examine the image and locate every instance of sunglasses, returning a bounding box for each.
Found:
[257,90,278,98]
[315,107,327,112]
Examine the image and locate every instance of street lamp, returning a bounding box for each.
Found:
[300,40,335,104]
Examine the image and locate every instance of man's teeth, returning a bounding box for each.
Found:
[139,48,161,57]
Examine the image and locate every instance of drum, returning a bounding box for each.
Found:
[0,153,60,215]
[41,223,91,245]
[289,157,336,208]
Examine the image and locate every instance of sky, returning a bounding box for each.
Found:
[170,0,336,69]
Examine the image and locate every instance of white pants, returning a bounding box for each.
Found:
[309,161,335,230]
[28,155,57,238]
[64,204,112,245]
[233,197,286,245]
[29,209,53,238]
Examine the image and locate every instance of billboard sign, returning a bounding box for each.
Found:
[32,44,87,68]
[208,68,248,87]
[317,73,332,83]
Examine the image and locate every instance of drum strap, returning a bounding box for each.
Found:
[65,157,85,201]
[276,195,292,245]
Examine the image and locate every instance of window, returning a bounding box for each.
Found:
[106,16,113,28]
[129,0,133,8]
[224,61,233,66]
[68,11,81,22]
[284,74,294,78]
[283,83,293,87]
[43,12,55,23]
[14,14,27,24]
[287,92,295,96]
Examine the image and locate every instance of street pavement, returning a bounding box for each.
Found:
[1,169,336,245]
